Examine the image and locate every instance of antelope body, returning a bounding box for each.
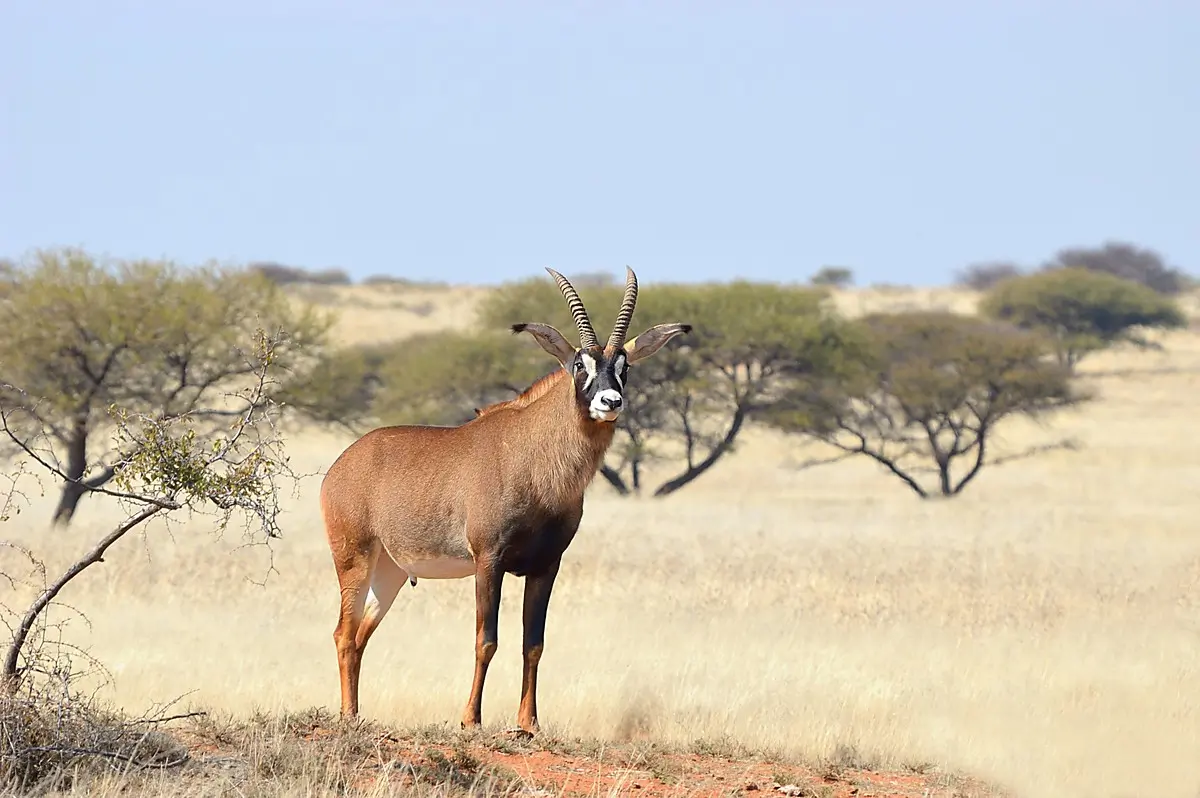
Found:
[320,267,690,733]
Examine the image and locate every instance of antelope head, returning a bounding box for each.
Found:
[512,267,692,423]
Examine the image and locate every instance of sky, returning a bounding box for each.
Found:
[2,1,1198,287]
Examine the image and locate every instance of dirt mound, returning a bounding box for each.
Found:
[176,715,1000,798]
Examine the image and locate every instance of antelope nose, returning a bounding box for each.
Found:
[600,393,622,410]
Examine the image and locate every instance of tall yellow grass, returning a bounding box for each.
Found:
[4,285,1200,798]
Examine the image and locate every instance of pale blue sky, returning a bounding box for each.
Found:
[2,1,1197,286]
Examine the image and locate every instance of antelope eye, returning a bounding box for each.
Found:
[574,361,586,374]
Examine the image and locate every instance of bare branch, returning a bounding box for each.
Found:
[3,504,164,690]
[989,438,1081,467]
[786,450,858,471]
[0,400,179,512]
[131,710,208,726]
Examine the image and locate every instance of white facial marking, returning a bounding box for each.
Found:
[590,388,623,422]
[579,352,598,390]
[613,353,627,389]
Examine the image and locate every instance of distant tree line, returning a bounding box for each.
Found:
[0,244,1191,527]
[250,240,1195,298]
[955,240,1194,294]
[246,262,449,289]
[308,247,1189,501]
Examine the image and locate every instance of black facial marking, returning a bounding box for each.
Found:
[569,350,629,413]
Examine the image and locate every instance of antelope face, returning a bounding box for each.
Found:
[512,266,691,425]
[572,347,629,422]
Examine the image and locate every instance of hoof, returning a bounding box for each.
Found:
[502,727,535,741]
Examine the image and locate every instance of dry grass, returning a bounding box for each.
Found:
[285,281,491,346]
[4,284,1200,797]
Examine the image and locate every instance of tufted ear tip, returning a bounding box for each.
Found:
[681,324,694,334]
[509,321,577,365]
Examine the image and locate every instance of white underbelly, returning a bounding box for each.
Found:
[400,557,475,579]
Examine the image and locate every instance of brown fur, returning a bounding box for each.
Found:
[320,265,690,734]
[474,368,569,418]
[321,359,615,730]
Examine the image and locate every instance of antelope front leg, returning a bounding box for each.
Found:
[462,558,503,729]
[518,558,561,734]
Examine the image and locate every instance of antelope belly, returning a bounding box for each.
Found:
[401,557,476,579]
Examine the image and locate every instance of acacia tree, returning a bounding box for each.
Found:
[0,325,304,787]
[0,248,333,526]
[762,311,1081,498]
[634,281,852,496]
[978,267,1187,370]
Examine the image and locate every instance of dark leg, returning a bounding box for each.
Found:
[517,558,561,734]
[462,558,503,729]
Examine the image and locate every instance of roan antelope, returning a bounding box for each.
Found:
[320,266,690,733]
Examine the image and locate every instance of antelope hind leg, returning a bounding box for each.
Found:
[355,551,408,651]
[332,543,377,718]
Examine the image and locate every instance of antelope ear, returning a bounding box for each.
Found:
[511,323,578,367]
[624,323,693,364]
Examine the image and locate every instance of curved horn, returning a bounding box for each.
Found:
[606,266,639,352]
[545,267,599,349]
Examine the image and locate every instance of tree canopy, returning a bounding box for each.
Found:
[0,248,336,525]
[601,279,852,496]
[978,267,1187,369]
[810,267,854,288]
[762,311,1080,498]
[1041,241,1191,295]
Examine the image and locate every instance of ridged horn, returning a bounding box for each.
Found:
[606,266,639,352]
[545,267,599,349]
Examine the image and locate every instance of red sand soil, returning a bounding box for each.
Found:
[184,723,1000,798]
[462,746,966,798]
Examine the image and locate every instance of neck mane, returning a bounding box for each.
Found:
[475,368,569,418]
[474,361,616,505]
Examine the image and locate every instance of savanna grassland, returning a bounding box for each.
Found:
[4,282,1200,798]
